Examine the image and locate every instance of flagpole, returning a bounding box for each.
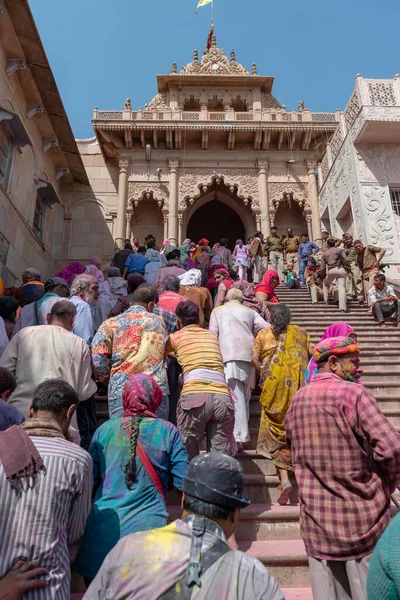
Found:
[212,0,214,25]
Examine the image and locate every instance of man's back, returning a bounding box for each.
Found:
[0,436,92,599]
[0,326,96,416]
[285,372,400,560]
[209,302,268,363]
[84,518,283,600]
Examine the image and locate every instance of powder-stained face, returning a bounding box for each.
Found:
[335,353,363,383]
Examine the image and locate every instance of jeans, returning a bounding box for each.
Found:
[299,258,309,283]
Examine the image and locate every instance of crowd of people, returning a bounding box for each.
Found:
[0,230,398,600]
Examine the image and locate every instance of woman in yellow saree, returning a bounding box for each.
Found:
[252,303,311,505]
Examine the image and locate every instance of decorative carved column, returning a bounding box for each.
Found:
[116,159,129,247]
[125,210,132,240]
[307,164,322,242]
[163,212,168,240]
[306,214,313,240]
[255,213,261,232]
[168,160,179,244]
[257,161,271,236]
[178,213,183,245]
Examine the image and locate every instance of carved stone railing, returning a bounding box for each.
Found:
[93,107,340,124]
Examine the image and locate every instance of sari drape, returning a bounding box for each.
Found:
[256,324,310,470]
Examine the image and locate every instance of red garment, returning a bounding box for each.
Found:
[216,268,234,291]
[158,292,184,312]
[254,270,279,302]
[122,374,163,418]
[206,263,224,291]
[285,372,400,560]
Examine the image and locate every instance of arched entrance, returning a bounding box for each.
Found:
[271,193,309,238]
[187,200,245,250]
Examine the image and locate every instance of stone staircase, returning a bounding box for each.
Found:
[87,286,400,600]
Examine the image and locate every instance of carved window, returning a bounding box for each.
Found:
[33,189,46,240]
[389,188,400,217]
[0,122,11,186]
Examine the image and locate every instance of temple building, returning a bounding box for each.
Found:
[1,0,400,284]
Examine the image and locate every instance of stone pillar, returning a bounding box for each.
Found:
[178,213,183,245]
[306,214,313,240]
[168,160,179,244]
[255,213,261,232]
[258,162,271,236]
[163,212,168,240]
[125,210,132,240]
[115,159,129,247]
[307,165,322,242]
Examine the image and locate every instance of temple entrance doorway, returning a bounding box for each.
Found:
[273,198,307,238]
[187,199,246,250]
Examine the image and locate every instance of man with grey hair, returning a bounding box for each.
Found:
[69,274,99,346]
[69,274,100,449]
[209,288,269,447]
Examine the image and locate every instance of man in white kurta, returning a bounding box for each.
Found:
[209,289,269,444]
[0,300,97,418]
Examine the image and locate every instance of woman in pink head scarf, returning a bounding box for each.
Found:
[72,374,189,583]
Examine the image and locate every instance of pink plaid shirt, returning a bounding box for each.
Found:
[285,373,400,560]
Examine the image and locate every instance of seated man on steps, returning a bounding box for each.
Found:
[84,453,284,600]
[369,273,400,329]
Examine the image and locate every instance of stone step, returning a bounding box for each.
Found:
[237,540,310,588]
[168,502,302,541]
[242,473,299,504]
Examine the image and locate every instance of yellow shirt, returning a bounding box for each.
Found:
[166,325,229,396]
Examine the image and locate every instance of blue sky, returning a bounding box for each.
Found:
[30,0,399,139]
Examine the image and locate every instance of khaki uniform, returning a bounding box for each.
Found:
[357,245,382,305]
[344,245,362,299]
[320,248,347,311]
[265,235,284,280]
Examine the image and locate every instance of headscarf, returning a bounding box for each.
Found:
[305,324,357,383]
[85,264,105,283]
[55,262,86,285]
[206,260,224,291]
[179,243,191,263]
[122,374,163,418]
[232,280,270,320]
[254,270,279,302]
[211,255,222,267]
[215,268,234,291]
[313,336,360,364]
[146,248,161,263]
[179,268,202,287]
[192,238,209,261]
[108,276,128,299]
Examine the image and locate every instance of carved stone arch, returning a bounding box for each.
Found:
[268,183,311,223]
[178,170,259,214]
[128,182,169,211]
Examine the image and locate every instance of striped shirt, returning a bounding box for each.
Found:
[0,436,93,599]
[165,325,229,396]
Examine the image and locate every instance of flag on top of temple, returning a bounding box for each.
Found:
[196,0,212,14]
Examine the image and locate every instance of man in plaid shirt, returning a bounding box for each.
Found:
[285,336,400,600]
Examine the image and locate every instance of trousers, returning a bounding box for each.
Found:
[323,268,347,311]
[177,393,234,460]
[253,255,262,283]
[361,268,379,305]
[309,553,371,600]
[346,262,362,298]
[269,251,284,280]
[372,301,400,324]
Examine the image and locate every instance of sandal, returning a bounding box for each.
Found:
[277,481,293,505]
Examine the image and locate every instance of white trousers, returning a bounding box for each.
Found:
[225,378,252,443]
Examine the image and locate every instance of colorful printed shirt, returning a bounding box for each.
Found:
[84,516,284,600]
[92,305,168,416]
[285,372,400,560]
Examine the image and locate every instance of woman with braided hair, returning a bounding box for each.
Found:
[73,374,189,584]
